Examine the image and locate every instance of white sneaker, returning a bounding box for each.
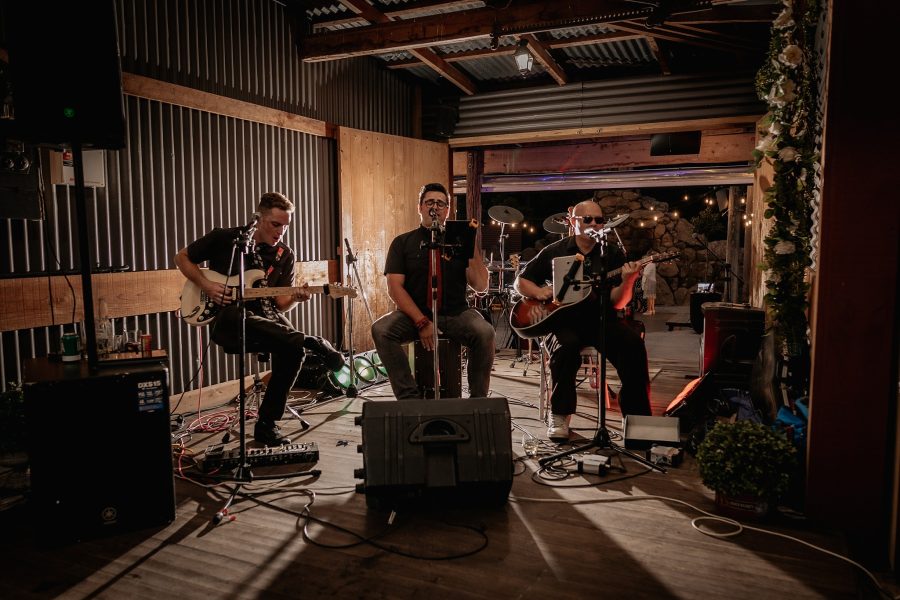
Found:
[547,413,570,441]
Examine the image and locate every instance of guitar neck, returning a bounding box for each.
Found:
[243,285,326,299]
[605,254,668,279]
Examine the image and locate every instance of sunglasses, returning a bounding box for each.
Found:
[423,199,449,209]
[574,215,605,225]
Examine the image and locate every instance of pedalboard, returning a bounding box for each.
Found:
[201,442,319,472]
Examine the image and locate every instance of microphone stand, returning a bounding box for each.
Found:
[692,234,744,299]
[213,219,257,523]
[539,227,665,473]
[427,209,442,400]
[343,238,361,398]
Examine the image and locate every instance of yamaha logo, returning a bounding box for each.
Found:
[101,507,118,523]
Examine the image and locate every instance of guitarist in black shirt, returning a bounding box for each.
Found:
[514,200,652,441]
[174,192,345,446]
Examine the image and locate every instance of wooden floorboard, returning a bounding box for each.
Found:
[0,306,888,599]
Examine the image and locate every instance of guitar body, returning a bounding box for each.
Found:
[180,269,267,327]
[180,268,355,327]
[509,250,680,339]
[509,295,593,339]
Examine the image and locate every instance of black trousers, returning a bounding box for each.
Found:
[546,308,651,418]
[211,305,305,423]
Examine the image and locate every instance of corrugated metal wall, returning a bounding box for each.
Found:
[453,72,764,137]
[0,0,416,393]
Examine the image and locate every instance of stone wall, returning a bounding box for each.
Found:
[591,190,734,306]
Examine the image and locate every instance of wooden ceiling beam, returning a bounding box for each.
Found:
[520,34,567,86]
[338,0,477,95]
[300,0,664,61]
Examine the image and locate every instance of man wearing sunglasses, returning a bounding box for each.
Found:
[371,182,495,399]
[515,200,652,441]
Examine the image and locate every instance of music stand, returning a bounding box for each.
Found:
[538,226,665,474]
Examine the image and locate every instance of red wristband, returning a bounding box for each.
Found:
[415,317,430,331]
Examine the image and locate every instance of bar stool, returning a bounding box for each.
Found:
[537,339,612,425]
[222,346,270,413]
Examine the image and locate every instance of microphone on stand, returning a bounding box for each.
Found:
[245,212,261,229]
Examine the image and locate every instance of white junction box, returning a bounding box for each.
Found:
[46,149,106,187]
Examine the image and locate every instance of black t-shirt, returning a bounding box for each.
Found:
[384,226,470,319]
[519,235,625,316]
[185,226,296,316]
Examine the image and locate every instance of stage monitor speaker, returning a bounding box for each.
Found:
[700,302,765,376]
[3,2,126,149]
[23,356,176,542]
[623,415,681,450]
[650,131,701,156]
[354,396,513,510]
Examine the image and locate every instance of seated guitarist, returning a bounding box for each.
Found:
[174,192,344,446]
[515,199,652,441]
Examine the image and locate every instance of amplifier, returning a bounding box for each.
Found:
[201,442,319,472]
[23,356,175,542]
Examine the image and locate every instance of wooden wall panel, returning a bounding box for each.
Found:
[338,128,448,350]
[452,131,755,176]
[749,118,774,309]
[0,261,335,333]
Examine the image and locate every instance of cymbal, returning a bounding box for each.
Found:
[543,212,569,234]
[602,213,630,230]
[488,205,524,225]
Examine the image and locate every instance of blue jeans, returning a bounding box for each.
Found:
[371,309,495,399]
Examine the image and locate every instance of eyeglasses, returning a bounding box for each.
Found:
[423,199,449,209]
[574,215,605,225]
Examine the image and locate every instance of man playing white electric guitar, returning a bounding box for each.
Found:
[514,199,652,442]
[174,192,346,447]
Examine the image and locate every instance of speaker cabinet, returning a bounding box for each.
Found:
[23,356,175,541]
[650,131,701,156]
[690,291,722,334]
[700,302,765,376]
[354,397,513,510]
[3,2,126,149]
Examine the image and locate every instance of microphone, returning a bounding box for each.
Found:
[246,212,261,229]
[344,238,356,263]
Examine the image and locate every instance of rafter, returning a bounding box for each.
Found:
[336,0,477,95]
[520,34,567,86]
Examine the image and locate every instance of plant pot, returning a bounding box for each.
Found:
[715,490,770,521]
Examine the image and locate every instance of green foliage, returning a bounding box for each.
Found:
[0,383,26,455]
[697,420,797,500]
[753,0,822,385]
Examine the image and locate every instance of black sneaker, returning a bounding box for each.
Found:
[303,335,345,371]
[254,420,290,446]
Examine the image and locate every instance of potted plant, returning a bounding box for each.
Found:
[696,419,797,519]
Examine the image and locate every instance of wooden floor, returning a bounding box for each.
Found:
[0,306,891,599]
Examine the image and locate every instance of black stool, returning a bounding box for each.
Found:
[412,338,462,399]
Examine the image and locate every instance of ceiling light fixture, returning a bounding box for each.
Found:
[513,40,533,75]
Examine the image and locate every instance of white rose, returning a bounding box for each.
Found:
[778,146,799,162]
[779,44,804,67]
[767,85,786,108]
[774,7,794,29]
[769,121,783,135]
[756,135,777,153]
[774,240,796,255]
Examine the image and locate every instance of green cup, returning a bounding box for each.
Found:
[61,333,80,362]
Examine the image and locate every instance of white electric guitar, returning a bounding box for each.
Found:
[180,268,356,327]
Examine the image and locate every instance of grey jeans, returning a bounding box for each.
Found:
[371,309,495,399]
